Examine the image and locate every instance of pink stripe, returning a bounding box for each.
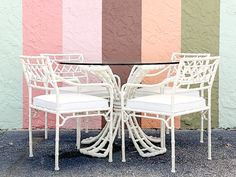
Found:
[63,0,102,129]
[63,0,102,62]
[23,0,62,128]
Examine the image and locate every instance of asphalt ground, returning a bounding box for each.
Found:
[0,129,235,177]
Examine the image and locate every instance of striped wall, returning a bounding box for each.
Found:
[63,0,102,62]
[181,0,220,128]
[141,0,181,128]
[63,0,102,129]
[23,0,62,129]
[0,0,235,129]
[0,0,22,129]
[219,0,236,128]
[102,0,141,83]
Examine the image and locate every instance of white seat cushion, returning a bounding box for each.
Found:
[135,87,199,97]
[126,94,206,114]
[33,93,109,112]
[55,86,109,98]
[78,86,109,97]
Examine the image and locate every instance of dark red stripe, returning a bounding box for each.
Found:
[102,0,142,84]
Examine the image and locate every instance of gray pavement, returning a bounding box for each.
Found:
[0,129,236,177]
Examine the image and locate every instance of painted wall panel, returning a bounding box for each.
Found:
[181,0,220,128]
[23,0,62,128]
[142,0,181,61]
[141,0,181,128]
[102,0,142,83]
[219,0,236,128]
[0,0,22,129]
[63,0,102,129]
[63,0,102,62]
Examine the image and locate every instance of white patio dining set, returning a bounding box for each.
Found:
[20,53,219,173]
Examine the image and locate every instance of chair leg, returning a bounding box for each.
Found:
[85,118,88,133]
[171,116,176,173]
[160,119,166,149]
[109,111,113,162]
[76,118,81,150]
[45,112,48,140]
[121,111,126,162]
[55,114,60,171]
[208,109,212,160]
[200,111,204,143]
[29,107,33,157]
[117,113,121,139]
[166,117,170,135]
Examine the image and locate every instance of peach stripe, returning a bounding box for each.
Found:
[141,0,181,128]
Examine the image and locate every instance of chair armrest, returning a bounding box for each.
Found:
[114,74,121,89]
[56,75,112,90]
[121,78,171,93]
[144,64,171,77]
[55,75,114,104]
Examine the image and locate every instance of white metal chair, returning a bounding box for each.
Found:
[166,53,211,137]
[20,55,114,170]
[40,53,92,138]
[136,53,211,136]
[41,54,117,97]
[120,65,169,161]
[134,53,210,96]
[78,65,122,157]
[121,56,219,173]
[41,54,119,140]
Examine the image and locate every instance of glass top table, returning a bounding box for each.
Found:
[56,60,179,160]
[58,61,179,65]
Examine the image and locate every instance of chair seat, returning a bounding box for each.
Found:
[126,94,206,114]
[135,87,199,97]
[55,86,109,98]
[33,93,109,112]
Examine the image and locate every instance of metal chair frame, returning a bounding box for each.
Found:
[40,53,91,140]
[121,56,219,172]
[21,56,114,170]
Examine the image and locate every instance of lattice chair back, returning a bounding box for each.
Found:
[41,54,87,83]
[20,55,58,92]
[83,65,120,100]
[174,56,219,92]
[125,65,167,99]
[168,53,210,79]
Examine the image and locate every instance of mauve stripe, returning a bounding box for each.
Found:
[102,0,142,84]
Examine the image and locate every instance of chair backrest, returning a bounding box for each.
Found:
[41,54,88,83]
[84,65,120,100]
[174,56,219,92]
[20,55,58,91]
[125,65,166,99]
[171,53,210,61]
[168,53,210,78]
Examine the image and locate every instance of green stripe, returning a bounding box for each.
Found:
[181,0,220,128]
[0,0,22,129]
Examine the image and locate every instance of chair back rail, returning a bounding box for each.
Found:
[41,53,88,83]
[174,56,219,92]
[20,56,57,91]
[167,53,210,79]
